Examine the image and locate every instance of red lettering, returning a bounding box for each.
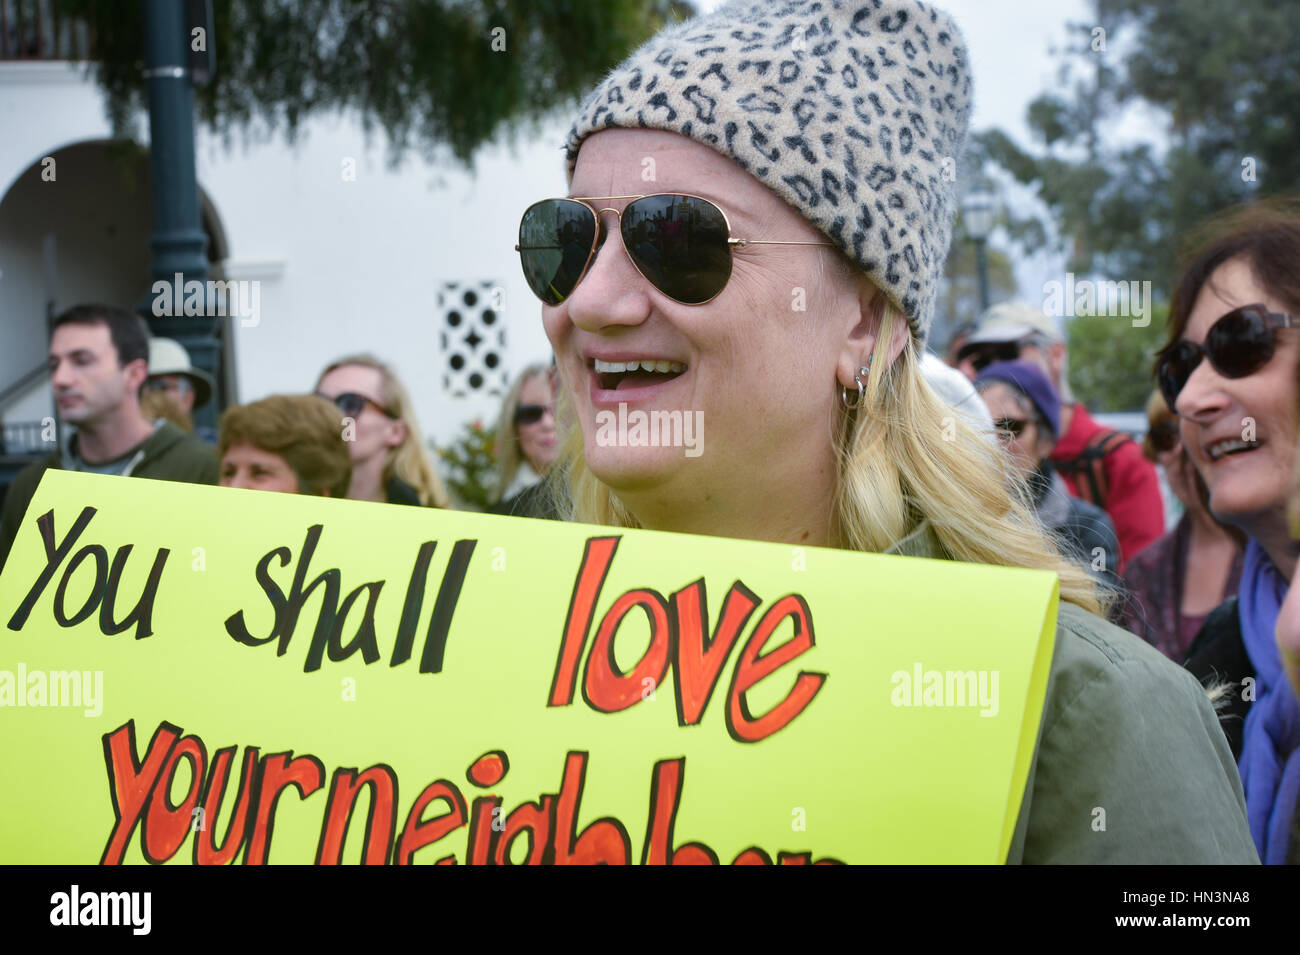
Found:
[726,594,827,743]
[142,734,207,863]
[194,745,259,865]
[641,756,718,865]
[244,752,325,864]
[549,537,620,706]
[394,779,466,865]
[553,751,630,864]
[316,765,398,865]
[494,797,553,865]
[100,720,180,865]
[671,580,759,726]
[467,795,503,865]
[584,589,671,712]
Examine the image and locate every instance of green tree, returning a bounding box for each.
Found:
[436,419,498,511]
[1067,303,1168,413]
[969,0,1300,297]
[58,0,694,164]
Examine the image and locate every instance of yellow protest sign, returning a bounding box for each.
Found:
[0,470,1058,864]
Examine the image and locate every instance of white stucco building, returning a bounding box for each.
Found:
[0,56,567,481]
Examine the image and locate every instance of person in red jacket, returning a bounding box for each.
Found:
[958,303,1164,571]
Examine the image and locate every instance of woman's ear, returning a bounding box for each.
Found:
[837,283,909,389]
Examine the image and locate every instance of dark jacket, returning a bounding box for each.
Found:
[889,522,1258,863]
[385,475,423,507]
[0,421,218,571]
[489,480,563,521]
[1119,514,1245,662]
[1030,464,1123,602]
[1182,597,1251,759]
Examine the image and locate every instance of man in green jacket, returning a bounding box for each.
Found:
[0,304,218,572]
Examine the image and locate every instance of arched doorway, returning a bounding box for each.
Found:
[0,139,228,471]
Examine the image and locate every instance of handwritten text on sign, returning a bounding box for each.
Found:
[0,471,1058,863]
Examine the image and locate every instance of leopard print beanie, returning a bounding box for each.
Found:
[564,0,972,348]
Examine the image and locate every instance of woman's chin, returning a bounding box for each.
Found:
[584,441,685,491]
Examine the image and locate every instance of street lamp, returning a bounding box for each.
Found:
[962,191,997,313]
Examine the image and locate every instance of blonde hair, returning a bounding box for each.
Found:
[316,354,451,508]
[492,363,551,505]
[140,388,194,434]
[553,297,1105,616]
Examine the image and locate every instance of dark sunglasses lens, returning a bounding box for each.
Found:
[622,195,731,304]
[335,393,365,416]
[518,199,596,305]
[1157,342,1201,410]
[973,343,1020,372]
[1208,306,1275,378]
[995,418,1025,437]
[515,404,546,426]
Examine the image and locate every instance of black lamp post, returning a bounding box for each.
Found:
[962,190,996,314]
[135,0,219,436]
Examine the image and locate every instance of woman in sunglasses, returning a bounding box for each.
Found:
[1117,390,1244,662]
[315,354,451,508]
[974,361,1121,599]
[518,0,1255,862]
[490,363,561,519]
[1160,201,1300,864]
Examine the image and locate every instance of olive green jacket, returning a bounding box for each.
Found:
[0,422,218,573]
[887,524,1259,864]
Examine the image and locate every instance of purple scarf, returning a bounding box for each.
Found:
[1237,538,1300,863]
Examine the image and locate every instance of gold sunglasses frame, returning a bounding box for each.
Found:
[515,193,836,306]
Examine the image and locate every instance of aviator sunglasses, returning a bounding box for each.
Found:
[515,194,835,306]
[1156,304,1298,411]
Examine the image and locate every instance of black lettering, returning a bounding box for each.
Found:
[7,506,96,630]
[100,544,170,639]
[53,544,108,627]
[224,545,292,647]
[419,539,477,674]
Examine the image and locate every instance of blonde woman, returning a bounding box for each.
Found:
[515,0,1257,862]
[315,354,450,508]
[490,363,561,519]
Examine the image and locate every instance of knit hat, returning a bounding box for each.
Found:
[975,360,1061,438]
[564,0,972,347]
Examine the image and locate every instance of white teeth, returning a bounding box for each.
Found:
[1208,439,1258,461]
[592,358,686,374]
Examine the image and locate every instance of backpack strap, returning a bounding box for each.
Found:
[1055,429,1131,508]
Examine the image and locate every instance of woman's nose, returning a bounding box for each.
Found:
[563,210,652,332]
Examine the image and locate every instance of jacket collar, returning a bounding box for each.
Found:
[884,521,945,559]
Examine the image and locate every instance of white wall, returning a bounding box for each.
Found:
[0,61,567,450]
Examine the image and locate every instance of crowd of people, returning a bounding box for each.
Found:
[1,0,1298,865]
